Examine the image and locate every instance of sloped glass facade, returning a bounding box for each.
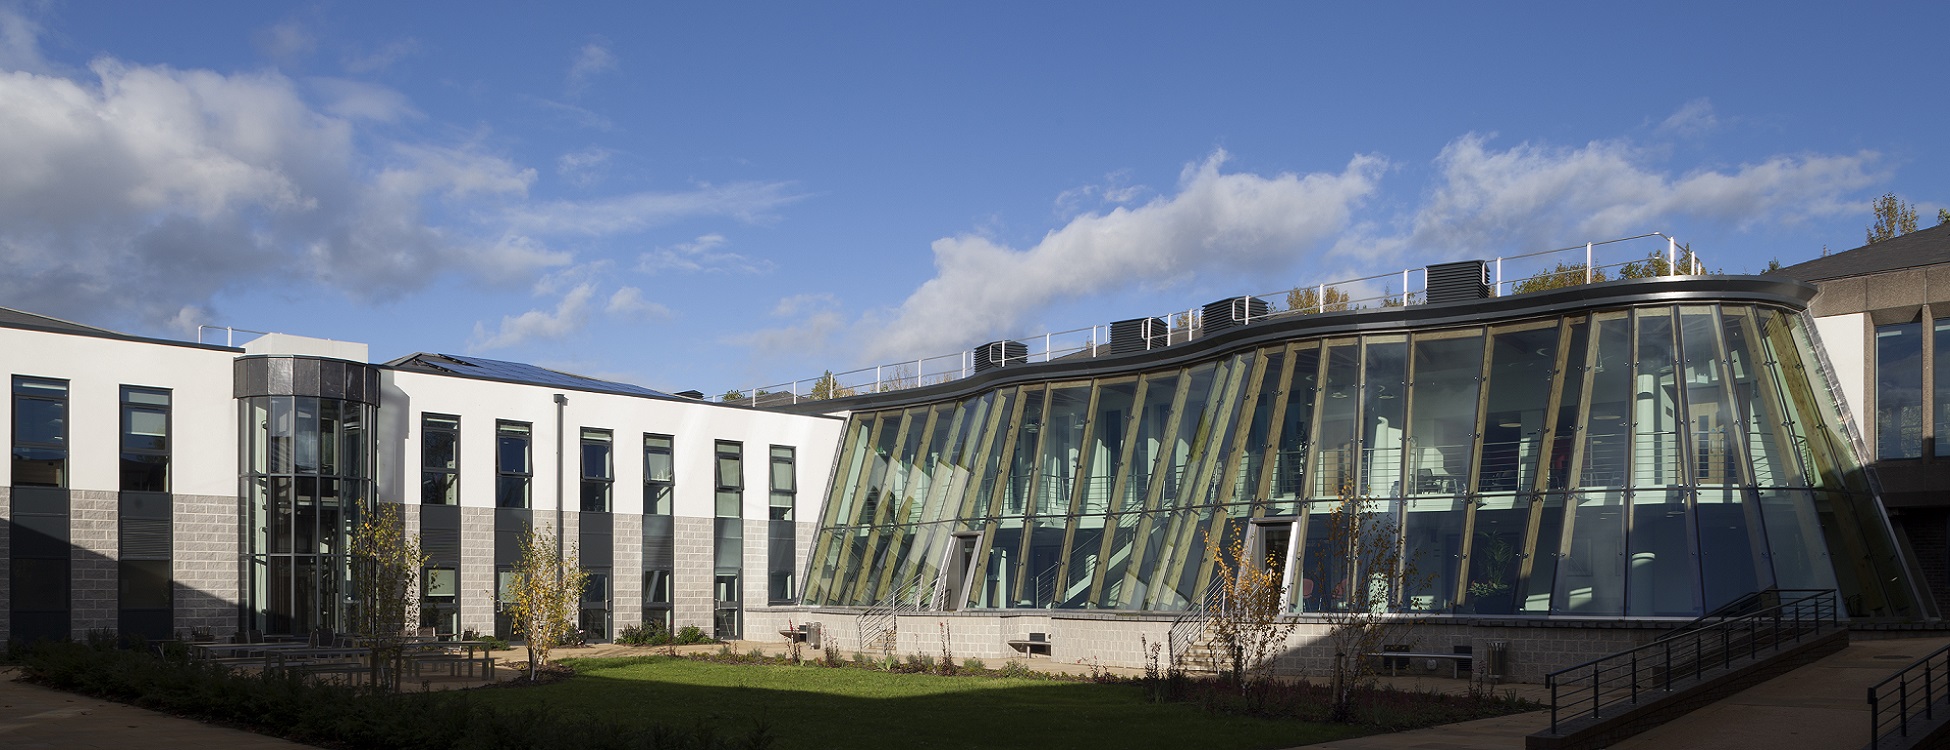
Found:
[804,301,1920,619]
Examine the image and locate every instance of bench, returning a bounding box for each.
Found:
[407,652,496,679]
[1006,633,1052,658]
[1364,647,1473,678]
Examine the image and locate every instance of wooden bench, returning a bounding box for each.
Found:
[407,652,496,679]
[1364,649,1473,678]
[1006,633,1052,658]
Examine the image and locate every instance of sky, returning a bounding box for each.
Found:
[2,2,1946,398]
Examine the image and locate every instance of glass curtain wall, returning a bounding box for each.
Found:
[242,395,373,636]
[805,302,1918,619]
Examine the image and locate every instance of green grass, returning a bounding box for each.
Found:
[463,656,1371,750]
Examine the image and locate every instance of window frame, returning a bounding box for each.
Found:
[496,420,532,508]
[768,445,796,521]
[119,386,171,493]
[581,427,613,512]
[644,433,674,515]
[421,413,460,505]
[12,376,70,489]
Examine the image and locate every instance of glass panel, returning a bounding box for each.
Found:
[1036,385,1091,516]
[1626,489,1696,616]
[1124,373,1179,512]
[1083,379,1138,517]
[1479,322,1557,494]
[644,435,674,481]
[1877,320,1924,460]
[1697,488,1766,611]
[1313,341,1360,499]
[1362,337,1407,498]
[423,423,457,470]
[1233,351,1285,510]
[771,446,796,491]
[1632,308,1681,488]
[1095,512,1142,608]
[1401,494,1463,611]
[498,423,530,474]
[295,397,319,474]
[1581,312,1632,489]
[1003,389,1046,517]
[1937,319,1950,457]
[1756,489,1839,592]
[1408,331,1482,498]
[1270,344,1321,515]
[424,568,457,598]
[582,432,612,480]
[1468,494,1528,615]
[1681,307,1739,487]
[1556,490,1625,615]
[1722,308,1799,487]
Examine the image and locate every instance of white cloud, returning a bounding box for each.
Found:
[1658,98,1719,136]
[556,146,613,187]
[253,21,315,64]
[469,283,597,350]
[636,233,776,275]
[566,39,615,97]
[0,6,47,73]
[511,182,801,235]
[860,150,1384,360]
[342,38,418,73]
[605,286,670,319]
[1355,134,1882,264]
[772,292,838,317]
[1054,169,1146,217]
[309,77,420,122]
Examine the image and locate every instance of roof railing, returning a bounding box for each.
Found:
[726,232,1700,407]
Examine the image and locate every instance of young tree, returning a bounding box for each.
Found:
[809,370,855,400]
[1511,262,1605,293]
[1202,529,1298,691]
[1620,244,1709,278]
[1939,208,1949,227]
[1868,192,1919,244]
[349,503,428,690]
[502,525,590,680]
[1287,286,1351,313]
[1310,484,1432,723]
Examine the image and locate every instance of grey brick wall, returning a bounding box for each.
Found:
[70,490,118,638]
[673,515,714,633]
[459,506,495,635]
[174,493,240,638]
[613,513,642,630]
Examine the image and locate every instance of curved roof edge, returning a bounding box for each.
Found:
[780,274,1816,415]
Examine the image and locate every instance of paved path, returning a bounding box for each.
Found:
[0,667,312,749]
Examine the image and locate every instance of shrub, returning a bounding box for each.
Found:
[16,640,773,749]
[675,625,711,645]
[961,658,986,673]
[617,622,673,647]
[997,660,1036,679]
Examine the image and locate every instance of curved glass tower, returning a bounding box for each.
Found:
[803,277,1921,620]
[236,356,381,636]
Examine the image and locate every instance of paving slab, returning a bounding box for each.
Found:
[0,667,312,749]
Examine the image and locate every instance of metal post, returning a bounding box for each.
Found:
[1870,688,1881,750]
[1902,680,1910,738]
[915,358,922,388]
[1592,667,1601,718]
[1401,269,1410,304]
[1495,257,1503,296]
[1631,652,1639,704]
[1929,662,1936,720]
[1667,236,1677,275]
[1549,676,1559,732]
[1585,243,1593,284]
[1664,641,1673,691]
[1317,283,1325,312]
[875,365,883,392]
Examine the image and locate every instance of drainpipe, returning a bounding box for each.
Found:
[553,393,567,572]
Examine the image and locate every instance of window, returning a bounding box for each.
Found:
[496,421,531,508]
[1877,321,1924,460]
[421,414,459,505]
[769,446,795,521]
[643,569,672,634]
[421,567,458,636]
[1935,320,1950,457]
[715,440,742,518]
[12,376,68,488]
[580,569,611,639]
[120,387,170,492]
[581,428,613,512]
[644,434,673,515]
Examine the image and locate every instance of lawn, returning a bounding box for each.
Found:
[461,656,1372,750]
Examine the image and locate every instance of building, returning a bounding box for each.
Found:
[1,311,842,645]
[2,230,1943,683]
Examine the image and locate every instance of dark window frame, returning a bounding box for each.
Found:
[422,413,460,505]
[12,376,70,489]
[768,444,795,521]
[120,385,171,493]
[644,433,673,515]
[581,427,613,513]
[715,439,742,518]
[496,420,532,508]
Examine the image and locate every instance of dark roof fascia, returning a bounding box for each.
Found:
[1769,223,1950,282]
[779,275,1816,415]
[380,355,845,419]
[0,312,243,353]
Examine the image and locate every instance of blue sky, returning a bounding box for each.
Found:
[2,2,1945,397]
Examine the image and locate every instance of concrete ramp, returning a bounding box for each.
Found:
[1609,637,1950,750]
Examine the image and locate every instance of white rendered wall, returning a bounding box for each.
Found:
[1814,313,1867,426]
[0,328,238,495]
[377,370,844,520]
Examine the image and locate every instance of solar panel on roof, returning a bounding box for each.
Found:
[395,353,675,400]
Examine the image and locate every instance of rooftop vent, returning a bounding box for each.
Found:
[1201,296,1271,335]
[1109,317,1169,355]
[1426,260,1491,303]
[675,390,705,400]
[973,340,1028,373]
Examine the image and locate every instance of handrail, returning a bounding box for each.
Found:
[856,577,927,656]
[1651,588,1835,644]
[1543,589,1839,734]
[1167,585,1228,670]
[726,232,1702,406]
[1868,641,1950,749]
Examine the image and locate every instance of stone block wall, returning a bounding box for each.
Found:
[174,493,240,638]
[613,513,642,630]
[69,490,118,637]
[459,506,495,634]
[673,516,715,633]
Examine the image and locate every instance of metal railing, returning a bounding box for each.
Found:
[1543,589,1839,734]
[855,577,928,656]
[1868,642,1950,749]
[725,232,1701,406]
[1167,585,1227,670]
